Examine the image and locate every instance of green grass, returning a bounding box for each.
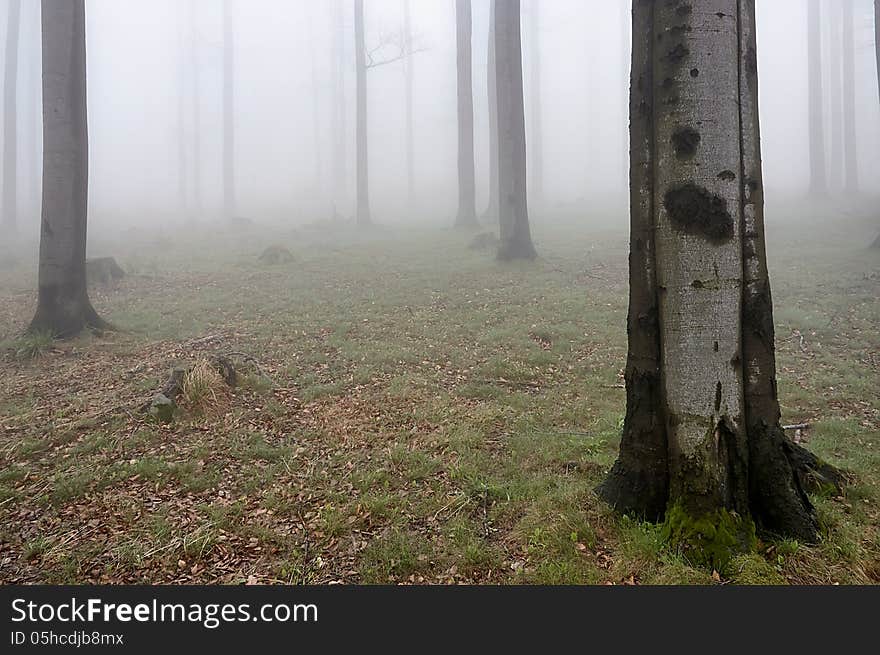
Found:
[0,212,877,584]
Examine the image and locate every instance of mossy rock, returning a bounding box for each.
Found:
[148,394,176,424]
[259,246,295,265]
[661,503,757,573]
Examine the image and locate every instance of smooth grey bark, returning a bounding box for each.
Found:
[403,0,415,209]
[2,0,22,233]
[190,0,202,219]
[828,2,843,191]
[177,7,189,218]
[354,0,371,226]
[842,0,858,193]
[494,0,535,260]
[807,0,827,195]
[309,6,324,197]
[481,0,499,223]
[332,0,348,216]
[222,0,235,218]
[29,0,106,337]
[455,0,477,227]
[527,0,543,205]
[599,1,822,546]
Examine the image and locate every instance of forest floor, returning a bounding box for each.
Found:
[1,209,878,585]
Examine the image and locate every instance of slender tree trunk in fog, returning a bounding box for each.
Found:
[309,8,324,198]
[455,0,477,228]
[527,0,543,206]
[807,0,827,195]
[190,0,202,219]
[482,0,499,224]
[828,3,843,191]
[223,0,236,219]
[29,0,106,337]
[2,0,22,234]
[494,0,536,260]
[26,0,41,219]
[332,0,348,217]
[354,0,371,226]
[598,2,834,558]
[177,10,189,219]
[842,0,858,194]
[403,0,415,209]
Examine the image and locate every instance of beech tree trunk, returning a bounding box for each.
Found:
[309,6,324,197]
[598,1,824,556]
[403,0,415,209]
[455,0,478,227]
[190,0,202,219]
[482,0,499,224]
[807,0,827,195]
[222,0,235,219]
[354,0,371,226]
[842,0,858,194]
[527,0,543,206]
[332,0,348,215]
[2,0,22,233]
[494,0,536,260]
[29,0,106,338]
[828,3,843,191]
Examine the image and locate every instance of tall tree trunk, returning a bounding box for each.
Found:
[332,0,348,218]
[598,2,831,565]
[527,0,543,206]
[2,0,22,234]
[494,0,536,260]
[27,0,41,220]
[481,0,499,224]
[842,0,858,194]
[309,6,324,198]
[354,0,371,226]
[177,7,189,219]
[403,0,415,209]
[828,2,843,192]
[222,0,235,219]
[621,0,630,192]
[29,0,106,338]
[190,0,202,220]
[455,0,477,227]
[808,0,827,195]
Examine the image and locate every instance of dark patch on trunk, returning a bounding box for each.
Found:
[671,127,701,158]
[663,184,734,244]
[663,43,690,65]
[718,170,736,182]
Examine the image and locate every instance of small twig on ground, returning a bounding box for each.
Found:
[782,423,810,431]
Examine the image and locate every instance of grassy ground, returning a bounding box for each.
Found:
[0,209,878,585]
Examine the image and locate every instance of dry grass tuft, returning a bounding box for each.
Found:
[181,359,229,413]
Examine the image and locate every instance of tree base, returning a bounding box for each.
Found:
[28,298,111,340]
[497,239,537,261]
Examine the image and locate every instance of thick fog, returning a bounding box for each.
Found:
[2,0,879,238]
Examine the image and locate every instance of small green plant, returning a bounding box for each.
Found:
[10,330,55,360]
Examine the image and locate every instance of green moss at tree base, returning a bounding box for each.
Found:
[661,503,757,572]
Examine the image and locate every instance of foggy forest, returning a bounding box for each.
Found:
[0,0,878,587]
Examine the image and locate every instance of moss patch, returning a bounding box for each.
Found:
[661,503,757,573]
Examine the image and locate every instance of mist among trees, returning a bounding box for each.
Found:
[0,0,878,586]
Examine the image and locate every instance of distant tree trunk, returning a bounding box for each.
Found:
[481,0,499,224]
[190,0,202,219]
[331,0,348,217]
[842,0,858,194]
[309,7,324,198]
[354,0,371,226]
[621,0,630,192]
[403,0,415,209]
[808,0,827,195]
[455,0,477,227]
[527,0,543,206]
[828,2,843,191]
[2,0,22,234]
[494,0,536,260]
[598,2,830,563]
[177,7,189,219]
[222,0,235,219]
[29,0,106,337]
